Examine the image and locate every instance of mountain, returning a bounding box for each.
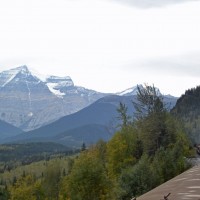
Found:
[171,86,200,144]
[0,119,23,140]
[116,84,161,96]
[0,66,107,131]
[116,85,140,96]
[3,94,177,147]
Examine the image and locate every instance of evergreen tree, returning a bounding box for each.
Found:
[117,102,131,128]
[134,84,173,155]
[134,84,165,120]
[81,142,86,151]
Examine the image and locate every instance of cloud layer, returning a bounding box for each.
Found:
[110,0,200,8]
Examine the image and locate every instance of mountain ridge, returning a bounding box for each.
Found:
[0,65,107,131]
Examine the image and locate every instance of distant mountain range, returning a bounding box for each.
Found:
[0,65,178,147]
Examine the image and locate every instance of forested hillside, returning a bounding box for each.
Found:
[0,142,75,175]
[0,85,192,200]
[172,86,200,144]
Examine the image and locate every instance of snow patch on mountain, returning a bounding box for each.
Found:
[46,83,66,97]
[45,75,74,97]
[28,68,47,82]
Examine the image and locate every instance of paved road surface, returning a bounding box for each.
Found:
[137,164,200,200]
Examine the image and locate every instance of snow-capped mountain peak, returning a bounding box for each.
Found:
[16,65,29,73]
[0,65,33,87]
[116,85,141,96]
[0,65,77,98]
[117,84,161,96]
[0,65,107,131]
[0,65,74,90]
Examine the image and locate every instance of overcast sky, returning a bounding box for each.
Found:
[0,0,200,96]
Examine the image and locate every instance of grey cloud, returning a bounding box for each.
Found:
[142,61,200,77]
[122,52,200,78]
[109,0,200,8]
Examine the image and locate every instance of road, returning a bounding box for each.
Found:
[137,163,200,200]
